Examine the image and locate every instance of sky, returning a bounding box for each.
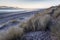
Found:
[0,0,60,8]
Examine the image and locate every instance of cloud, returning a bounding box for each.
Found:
[0,0,60,8]
[17,0,49,3]
[19,0,46,1]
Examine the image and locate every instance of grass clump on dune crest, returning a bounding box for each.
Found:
[20,14,51,32]
[0,27,24,40]
[6,27,24,40]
